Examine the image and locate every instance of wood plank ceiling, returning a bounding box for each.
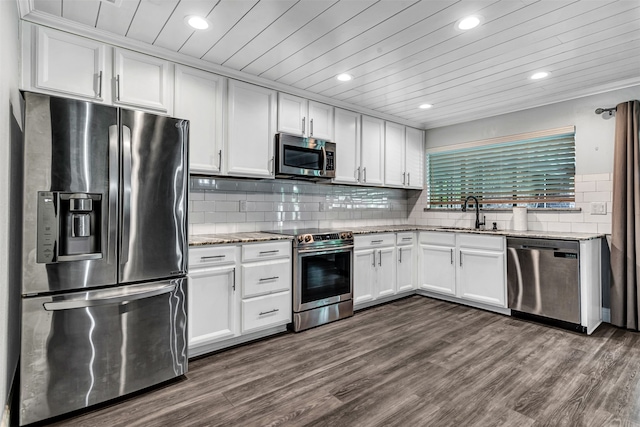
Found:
[26,0,640,129]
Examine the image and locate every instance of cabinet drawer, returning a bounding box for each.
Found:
[242,292,291,334]
[457,233,504,251]
[420,231,455,246]
[242,259,291,298]
[355,233,395,249]
[189,246,236,269]
[396,232,415,246]
[242,241,291,262]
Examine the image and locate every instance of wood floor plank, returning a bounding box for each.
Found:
[49,296,640,427]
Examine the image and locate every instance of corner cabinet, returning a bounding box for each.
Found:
[226,80,277,178]
[174,65,225,175]
[24,24,109,102]
[113,48,173,113]
[419,232,507,309]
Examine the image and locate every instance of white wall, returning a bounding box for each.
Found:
[0,0,21,423]
[411,85,640,234]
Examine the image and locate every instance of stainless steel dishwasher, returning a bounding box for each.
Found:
[507,238,582,330]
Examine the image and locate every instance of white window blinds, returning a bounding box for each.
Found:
[426,127,575,207]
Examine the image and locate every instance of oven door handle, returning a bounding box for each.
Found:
[297,245,354,256]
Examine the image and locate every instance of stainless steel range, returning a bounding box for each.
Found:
[271,228,354,331]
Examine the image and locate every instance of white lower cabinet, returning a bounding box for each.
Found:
[188,240,291,357]
[419,232,506,308]
[188,266,238,347]
[354,233,396,307]
[188,245,239,351]
[396,232,417,293]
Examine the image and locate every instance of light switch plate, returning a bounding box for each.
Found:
[590,202,607,215]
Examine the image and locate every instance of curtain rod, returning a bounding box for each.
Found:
[595,106,617,116]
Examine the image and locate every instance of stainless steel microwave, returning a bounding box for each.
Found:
[275,133,336,180]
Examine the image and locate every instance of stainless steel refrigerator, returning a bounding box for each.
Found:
[19,92,189,426]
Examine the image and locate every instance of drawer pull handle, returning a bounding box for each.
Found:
[201,255,226,260]
[259,250,280,255]
[371,240,383,244]
[259,276,279,282]
[401,237,412,241]
[259,308,279,316]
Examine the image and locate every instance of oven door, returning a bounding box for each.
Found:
[294,247,353,312]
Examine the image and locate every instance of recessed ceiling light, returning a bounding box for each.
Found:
[530,71,550,80]
[457,15,481,30]
[336,73,353,82]
[419,103,433,109]
[185,15,209,30]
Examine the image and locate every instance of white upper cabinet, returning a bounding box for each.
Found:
[333,108,361,184]
[277,93,306,136]
[277,93,334,140]
[174,66,225,175]
[226,79,277,178]
[405,127,424,189]
[308,100,334,141]
[113,48,173,113]
[384,122,406,187]
[27,25,108,102]
[360,115,385,186]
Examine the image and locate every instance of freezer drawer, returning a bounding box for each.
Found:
[19,278,188,426]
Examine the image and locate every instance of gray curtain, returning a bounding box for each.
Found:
[610,100,640,329]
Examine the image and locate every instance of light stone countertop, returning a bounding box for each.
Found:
[189,225,605,246]
[189,232,293,246]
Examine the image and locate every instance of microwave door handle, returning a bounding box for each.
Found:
[321,146,327,175]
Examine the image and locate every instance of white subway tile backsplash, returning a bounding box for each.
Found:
[582,173,611,182]
[596,180,613,192]
[575,181,596,192]
[571,222,598,233]
[583,191,612,202]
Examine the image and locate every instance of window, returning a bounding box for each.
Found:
[426,126,575,209]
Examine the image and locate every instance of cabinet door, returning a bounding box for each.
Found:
[376,247,396,298]
[419,244,456,296]
[277,93,306,136]
[226,80,277,178]
[360,115,385,186]
[175,66,225,175]
[457,248,506,307]
[333,108,361,184]
[397,245,415,293]
[384,122,405,187]
[405,127,424,189]
[33,26,106,101]
[114,48,172,113]
[308,101,334,141]
[188,267,237,349]
[354,249,375,305]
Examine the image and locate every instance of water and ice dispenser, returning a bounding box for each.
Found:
[37,191,103,263]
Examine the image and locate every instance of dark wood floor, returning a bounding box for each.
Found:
[49,296,640,427]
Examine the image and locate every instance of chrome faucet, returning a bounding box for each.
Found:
[462,195,485,229]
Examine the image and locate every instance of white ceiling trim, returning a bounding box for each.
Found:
[17,6,426,129]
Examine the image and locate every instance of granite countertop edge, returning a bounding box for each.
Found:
[189,232,293,246]
[189,226,605,246]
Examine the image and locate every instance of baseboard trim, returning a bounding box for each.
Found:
[188,325,288,359]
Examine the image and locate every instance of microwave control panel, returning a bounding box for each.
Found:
[326,151,335,171]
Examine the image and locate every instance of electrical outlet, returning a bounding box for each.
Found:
[590,202,606,215]
[239,200,247,212]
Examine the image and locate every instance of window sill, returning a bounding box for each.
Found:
[423,207,582,213]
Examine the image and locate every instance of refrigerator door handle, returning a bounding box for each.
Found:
[121,125,132,265]
[43,282,176,311]
[108,125,119,265]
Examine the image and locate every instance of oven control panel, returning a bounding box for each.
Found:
[296,231,353,246]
